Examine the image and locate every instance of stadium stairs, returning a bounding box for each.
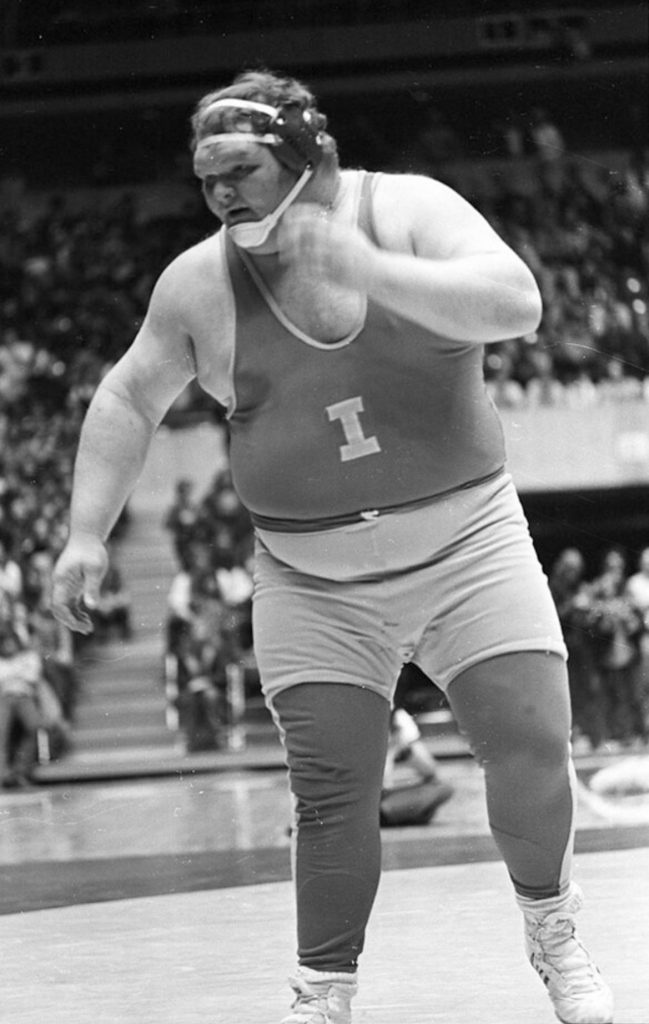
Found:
[35,507,285,785]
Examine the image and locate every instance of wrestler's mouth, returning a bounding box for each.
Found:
[225,208,257,225]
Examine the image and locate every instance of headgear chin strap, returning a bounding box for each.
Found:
[193,97,325,248]
[227,165,314,250]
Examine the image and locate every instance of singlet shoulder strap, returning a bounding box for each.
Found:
[357,170,382,247]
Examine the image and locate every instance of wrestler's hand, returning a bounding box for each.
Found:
[278,204,377,291]
[51,533,108,634]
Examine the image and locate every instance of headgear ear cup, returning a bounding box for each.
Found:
[271,105,325,173]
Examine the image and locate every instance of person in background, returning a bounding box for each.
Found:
[0,528,23,602]
[163,478,199,571]
[528,106,566,193]
[0,595,44,790]
[548,548,608,751]
[25,549,79,731]
[174,600,228,752]
[51,68,613,1024]
[625,546,649,718]
[588,547,647,747]
[91,543,133,641]
[380,706,454,827]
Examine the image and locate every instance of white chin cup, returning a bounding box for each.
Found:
[228,216,277,250]
[227,166,313,249]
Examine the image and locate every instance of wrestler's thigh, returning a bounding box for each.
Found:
[252,546,401,703]
[446,651,572,762]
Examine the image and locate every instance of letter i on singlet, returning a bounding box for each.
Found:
[326,397,381,462]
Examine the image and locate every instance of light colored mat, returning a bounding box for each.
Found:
[2,847,646,1024]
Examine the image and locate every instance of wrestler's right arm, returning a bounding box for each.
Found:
[51,260,197,633]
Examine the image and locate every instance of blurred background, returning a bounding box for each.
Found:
[1,0,648,793]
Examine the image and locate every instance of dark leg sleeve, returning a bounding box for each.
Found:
[271,682,391,972]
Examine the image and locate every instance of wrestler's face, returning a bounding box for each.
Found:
[197,142,296,227]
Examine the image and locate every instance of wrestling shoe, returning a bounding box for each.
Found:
[519,884,614,1023]
[281,966,357,1024]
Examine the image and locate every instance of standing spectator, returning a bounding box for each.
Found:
[407,105,463,171]
[624,546,649,735]
[588,548,647,746]
[198,470,253,566]
[625,546,649,634]
[163,478,199,569]
[528,107,566,193]
[549,548,608,750]
[490,110,526,160]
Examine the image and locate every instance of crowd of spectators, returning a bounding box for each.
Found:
[161,468,649,755]
[0,370,85,786]
[0,529,76,788]
[456,146,649,403]
[549,544,649,752]
[384,106,648,402]
[3,129,647,412]
[163,471,255,752]
[1,114,648,770]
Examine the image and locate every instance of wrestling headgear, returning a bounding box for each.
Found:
[193,98,326,248]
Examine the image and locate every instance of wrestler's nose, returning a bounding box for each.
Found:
[211,180,236,205]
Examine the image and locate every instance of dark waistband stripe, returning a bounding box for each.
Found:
[250,467,506,534]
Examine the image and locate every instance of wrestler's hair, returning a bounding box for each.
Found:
[190,68,338,169]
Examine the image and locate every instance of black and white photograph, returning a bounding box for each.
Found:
[0,2,648,1021]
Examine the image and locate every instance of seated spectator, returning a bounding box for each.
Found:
[90,544,133,641]
[0,527,23,601]
[380,707,454,828]
[0,528,29,644]
[166,562,194,656]
[0,599,45,789]
[216,558,254,664]
[25,549,79,726]
[174,592,229,752]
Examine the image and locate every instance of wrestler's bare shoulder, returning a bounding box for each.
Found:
[372,169,462,209]
[370,170,502,256]
[153,230,227,312]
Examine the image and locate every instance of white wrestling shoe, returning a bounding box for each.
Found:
[519,884,614,1023]
[281,966,357,1024]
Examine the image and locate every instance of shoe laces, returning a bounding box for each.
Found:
[284,994,329,1024]
[283,974,352,1024]
[527,910,604,996]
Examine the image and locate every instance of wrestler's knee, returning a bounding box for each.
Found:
[448,651,571,769]
[273,682,389,819]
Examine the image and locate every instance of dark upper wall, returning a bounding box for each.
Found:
[1,2,645,109]
[3,1,644,49]
[1,2,645,188]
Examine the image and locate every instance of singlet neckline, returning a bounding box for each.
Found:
[231,169,370,350]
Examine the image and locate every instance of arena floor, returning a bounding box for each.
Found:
[1,757,648,1023]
